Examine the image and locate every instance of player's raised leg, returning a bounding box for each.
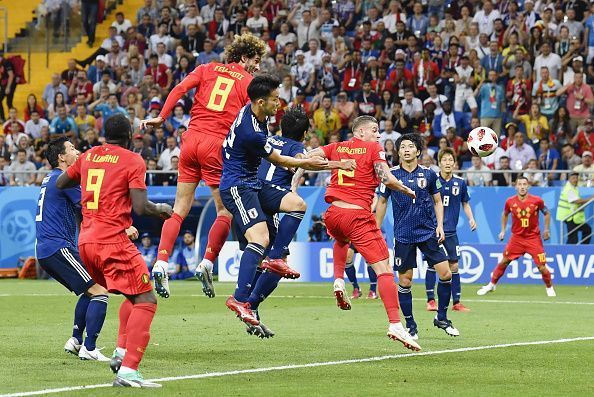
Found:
[153,182,197,298]
[425,267,437,311]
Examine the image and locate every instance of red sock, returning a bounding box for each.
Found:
[117,299,134,349]
[121,303,157,370]
[333,241,349,280]
[203,215,232,262]
[157,213,184,262]
[377,273,401,323]
[541,267,552,288]
[491,262,508,284]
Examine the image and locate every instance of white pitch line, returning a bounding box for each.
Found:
[2,336,593,397]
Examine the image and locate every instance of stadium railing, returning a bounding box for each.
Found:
[559,199,594,244]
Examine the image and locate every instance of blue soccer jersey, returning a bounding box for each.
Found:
[220,104,273,191]
[439,174,470,234]
[257,136,306,189]
[35,169,82,259]
[379,165,441,244]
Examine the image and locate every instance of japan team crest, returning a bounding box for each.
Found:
[452,186,460,196]
[417,177,427,188]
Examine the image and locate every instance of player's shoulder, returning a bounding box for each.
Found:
[529,194,544,204]
[452,174,467,185]
[389,165,401,173]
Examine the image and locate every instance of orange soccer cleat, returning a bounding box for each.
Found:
[226,296,259,325]
[452,302,471,312]
[261,258,301,279]
[367,291,378,299]
[426,299,437,311]
[351,288,362,299]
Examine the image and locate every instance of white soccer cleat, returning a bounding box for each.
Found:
[387,322,421,351]
[433,316,460,337]
[333,278,351,310]
[78,345,110,361]
[477,282,496,296]
[64,337,81,355]
[195,260,215,298]
[546,287,556,297]
[152,260,170,298]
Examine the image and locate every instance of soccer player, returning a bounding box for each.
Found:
[308,115,420,351]
[425,148,476,312]
[57,114,173,388]
[141,33,267,299]
[376,133,460,340]
[35,137,110,361]
[220,75,347,326]
[344,245,379,299]
[477,176,555,297]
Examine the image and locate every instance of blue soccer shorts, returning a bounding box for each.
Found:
[38,247,95,295]
[393,236,448,273]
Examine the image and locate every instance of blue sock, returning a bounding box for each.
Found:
[247,271,283,310]
[234,243,265,302]
[437,278,452,321]
[83,295,108,350]
[269,212,304,259]
[345,263,359,289]
[425,267,436,301]
[368,266,377,292]
[452,271,461,304]
[73,295,91,344]
[249,267,264,296]
[397,285,416,329]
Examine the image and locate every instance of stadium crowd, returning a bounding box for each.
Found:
[1,0,594,188]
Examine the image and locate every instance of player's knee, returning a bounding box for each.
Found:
[136,291,158,305]
[173,199,192,218]
[398,273,412,288]
[449,262,459,273]
[294,197,307,212]
[87,283,108,297]
[217,207,232,218]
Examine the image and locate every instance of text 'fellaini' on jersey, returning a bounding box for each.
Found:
[257,136,306,189]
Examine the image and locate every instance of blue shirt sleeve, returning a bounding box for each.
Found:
[461,180,470,203]
[247,132,273,158]
[289,142,305,158]
[428,170,439,195]
[63,185,82,210]
[379,182,391,198]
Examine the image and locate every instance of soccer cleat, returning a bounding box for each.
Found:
[333,279,351,310]
[152,260,170,298]
[367,291,378,299]
[64,337,81,356]
[452,302,471,312]
[246,322,275,338]
[351,287,362,299]
[113,371,162,388]
[426,299,437,311]
[477,283,496,296]
[78,346,110,361]
[407,327,419,341]
[261,258,300,279]
[387,322,422,352]
[195,261,215,298]
[433,317,460,337]
[226,296,259,325]
[110,350,124,374]
[546,287,556,297]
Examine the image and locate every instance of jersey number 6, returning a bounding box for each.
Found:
[86,169,105,210]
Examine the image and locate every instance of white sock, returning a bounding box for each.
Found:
[200,259,214,270]
[118,366,136,375]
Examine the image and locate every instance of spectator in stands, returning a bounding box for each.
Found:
[73,103,95,134]
[0,156,8,186]
[291,50,315,96]
[571,118,594,154]
[24,94,45,122]
[146,54,172,90]
[196,40,219,65]
[78,128,100,153]
[86,56,110,85]
[69,70,93,105]
[312,95,341,143]
[524,158,547,187]
[25,110,49,140]
[573,151,594,187]
[92,71,117,99]
[557,172,593,244]
[112,12,132,35]
[8,149,36,186]
[131,134,154,161]
[171,230,198,280]
[145,158,160,186]
[90,93,128,122]
[61,59,80,87]
[453,55,477,115]
[538,138,560,181]
[42,73,68,109]
[400,88,423,123]
[433,100,466,138]
[161,156,179,186]
[508,131,537,171]
[534,42,562,82]
[467,155,492,186]
[477,70,505,134]
[514,103,549,145]
[47,92,70,120]
[105,41,129,76]
[355,81,381,119]
[532,66,560,120]
[80,0,99,46]
[412,48,439,100]
[506,64,532,116]
[557,72,594,131]
[3,108,25,134]
[181,24,205,56]
[138,232,157,271]
[158,136,180,171]
[492,156,514,186]
[136,0,158,24]
[0,134,9,161]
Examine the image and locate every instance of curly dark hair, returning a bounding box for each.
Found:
[225,33,267,64]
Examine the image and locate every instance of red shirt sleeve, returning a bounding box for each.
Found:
[128,156,147,190]
[159,65,204,120]
[504,198,512,215]
[536,197,545,211]
[371,142,387,164]
[321,142,337,159]
[66,154,82,182]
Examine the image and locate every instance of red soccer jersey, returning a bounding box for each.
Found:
[322,138,386,210]
[66,144,147,244]
[504,194,545,239]
[159,62,253,139]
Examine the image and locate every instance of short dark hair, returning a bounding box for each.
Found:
[438,147,456,163]
[104,113,131,143]
[395,133,424,156]
[247,75,280,102]
[16,148,27,155]
[281,107,308,141]
[47,137,69,169]
[516,175,529,183]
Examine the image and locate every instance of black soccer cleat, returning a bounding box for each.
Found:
[433,317,460,337]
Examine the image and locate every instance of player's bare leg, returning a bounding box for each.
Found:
[196,186,233,298]
[536,264,556,297]
[477,257,511,296]
[432,261,459,336]
[113,291,161,388]
[370,260,421,352]
[153,182,198,298]
[332,239,352,310]
[450,261,470,312]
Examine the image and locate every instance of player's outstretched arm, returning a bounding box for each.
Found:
[373,162,415,199]
[56,171,79,189]
[432,192,445,243]
[268,150,351,171]
[130,188,173,219]
[375,195,388,227]
[542,207,551,241]
[462,201,477,231]
[499,212,509,241]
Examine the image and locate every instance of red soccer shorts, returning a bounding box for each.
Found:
[504,235,546,266]
[324,205,389,264]
[178,131,224,186]
[79,240,153,296]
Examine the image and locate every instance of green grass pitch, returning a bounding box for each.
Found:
[1,280,593,396]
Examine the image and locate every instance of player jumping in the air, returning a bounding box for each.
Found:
[425,148,476,312]
[57,114,173,388]
[141,33,267,299]
[376,133,460,340]
[36,137,110,361]
[308,115,420,351]
[220,76,349,326]
[477,176,555,297]
[345,245,379,299]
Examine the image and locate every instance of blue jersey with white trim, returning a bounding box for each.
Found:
[379,165,440,244]
[439,174,470,234]
[220,104,273,190]
[257,136,305,189]
[35,168,81,259]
